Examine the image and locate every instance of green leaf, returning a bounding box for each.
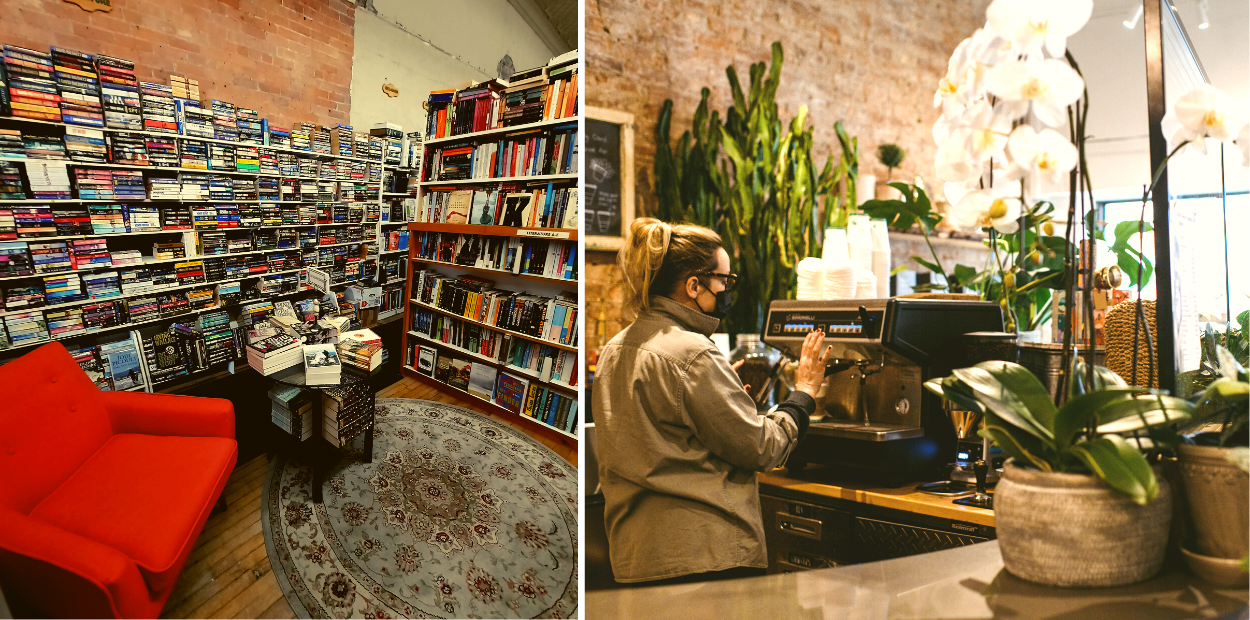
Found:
[1111,220,1153,249]
[1094,394,1194,434]
[911,256,943,275]
[1052,388,1144,449]
[1064,435,1158,505]
[951,364,1055,442]
[953,264,980,288]
[924,376,986,415]
[979,422,1052,472]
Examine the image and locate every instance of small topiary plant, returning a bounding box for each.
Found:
[877,143,905,181]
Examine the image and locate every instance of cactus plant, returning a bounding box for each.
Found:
[653,42,856,337]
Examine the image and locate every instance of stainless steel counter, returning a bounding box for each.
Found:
[586,540,1249,619]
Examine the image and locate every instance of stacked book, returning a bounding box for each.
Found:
[0,208,16,240]
[502,66,548,127]
[211,100,239,142]
[170,75,199,100]
[544,56,578,121]
[0,242,34,276]
[112,171,145,199]
[83,270,120,299]
[259,149,279,174]
[258,177,279,201]
[297,156,317,178]
[235,146,259,173]
[322,384,371,447]
[124,293,159,318]
[179,139,209,169]
[208,175,232,200]
[246,327,302,375]
[97,54,142,130]
[4,284,44,309]
[64,127,107,163]
[233,177,258,200]
[0,161,22,199]
[268,384,316,440]
[179,173,208,199]
[269,126,291,149]
[109,249,142,266]
[236,108,263,144]
[175,100,214,138]
[22,131,67,159]
[51,47,104,127]
[332,125,354,157]
[425,89,454,139]
[0,131,25,161]
[69,238,111,269]
[5,311,49,346]
[4,45,60,122]
[147,177,181,200]
[89,205,127,234]
[73,168,114,199]
[312,125,331,155]
[15,206,55,237]
[139,81,176,133]
[82,300,123,330]
[43,272,84,304]
[105,132,149,166]
[52,204,92,236]
[209,143,235,171]
[302,343,341,385]
[25,161,71,199]
[291,123,313,152]
[146,135,179,167]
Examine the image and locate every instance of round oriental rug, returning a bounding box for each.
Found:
[262,398,578,619]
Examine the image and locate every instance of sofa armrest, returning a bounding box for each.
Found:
[0,506,150,619]
[102,391,235,440]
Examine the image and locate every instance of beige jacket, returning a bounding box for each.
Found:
[592,295,814,582]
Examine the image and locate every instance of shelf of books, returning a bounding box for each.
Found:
[401,49,579,440]
[0,41,417,393]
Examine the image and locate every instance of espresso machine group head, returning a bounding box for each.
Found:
[762,298,1003,485]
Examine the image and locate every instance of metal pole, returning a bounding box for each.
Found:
[1143,0,1177,393]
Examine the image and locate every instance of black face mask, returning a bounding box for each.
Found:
[698,286,733,320]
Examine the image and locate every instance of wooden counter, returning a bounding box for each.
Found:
[759,466,996,527]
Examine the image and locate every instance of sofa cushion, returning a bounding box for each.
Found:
[0,343,112,515]
[29,433,237,594]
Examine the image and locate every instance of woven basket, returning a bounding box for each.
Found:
[1103,300,1158,388]
[995,459,1172,587]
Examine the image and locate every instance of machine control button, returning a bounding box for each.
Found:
[895,397,910,415]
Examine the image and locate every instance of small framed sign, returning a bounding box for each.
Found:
[584,106,635,251]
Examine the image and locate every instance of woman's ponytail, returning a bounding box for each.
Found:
[618,217,722,320]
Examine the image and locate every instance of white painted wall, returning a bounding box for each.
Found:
[348,0,556,136]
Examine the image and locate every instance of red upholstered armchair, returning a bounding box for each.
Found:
[0,343,238,618]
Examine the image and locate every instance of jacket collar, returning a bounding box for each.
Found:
[647,295,721,337]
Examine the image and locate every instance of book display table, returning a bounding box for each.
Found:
[270,358,383,502]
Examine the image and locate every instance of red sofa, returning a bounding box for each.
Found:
[0,343,238,618]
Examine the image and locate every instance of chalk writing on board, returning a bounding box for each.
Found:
[586,119,622,237]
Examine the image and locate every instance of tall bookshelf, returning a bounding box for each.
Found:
[399,56,579,441]
[0,101,405,394]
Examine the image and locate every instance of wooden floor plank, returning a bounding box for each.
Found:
[227,570,283,620]
[179,549,272,619]
[164,542,269,619]
[257,596,298,619]
[165,527,266,610]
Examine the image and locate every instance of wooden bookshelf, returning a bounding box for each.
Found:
[418,173,577,186]
[422,117,578,146]
[407,222,577,240]
[408,298,577,352]
[407,331,576,393]
[400,365,576,439]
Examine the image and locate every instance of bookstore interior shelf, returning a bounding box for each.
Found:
[422,117,578,147]
[408,297,576,353]
[400,364,576,439]
[382,192,410,197]
[1,116,385,165]
[408,257,575,286]
[406,330,576,393]
[379,249,406,255]
[406,222,576,240]
[418,173,577,187]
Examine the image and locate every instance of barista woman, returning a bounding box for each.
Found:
[593,218,833,585]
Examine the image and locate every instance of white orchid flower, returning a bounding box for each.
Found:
[934,144,979,183]
[1160,85,1245,155]
[945,100,1013,165]
[937,28,1004,112]
[1005,125,1078,203]
[986,0,1093,59]
[984,59,1085,128]
[949,188,1024,234]
[1238,123,1249,167]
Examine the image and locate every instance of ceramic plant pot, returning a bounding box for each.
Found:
[1176,443,1250,561]
[995,459,1172,587]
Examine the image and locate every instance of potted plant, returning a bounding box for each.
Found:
[926,357,1194,586]
[875,143,905,200]
[1173,345,1249,586]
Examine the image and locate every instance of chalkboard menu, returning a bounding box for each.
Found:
[586,118,622,238]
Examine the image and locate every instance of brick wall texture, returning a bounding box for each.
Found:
[584,0,990,348]
[0,0,355,127]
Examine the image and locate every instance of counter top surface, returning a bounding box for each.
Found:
[586,541,1249,619]
[759,466,997,527]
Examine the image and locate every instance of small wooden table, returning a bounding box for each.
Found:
[270,361,382,503]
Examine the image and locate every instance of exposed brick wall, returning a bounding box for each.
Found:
[0,0,355,127]
[584,0,990,348]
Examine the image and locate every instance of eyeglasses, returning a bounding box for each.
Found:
[700,272,738,291]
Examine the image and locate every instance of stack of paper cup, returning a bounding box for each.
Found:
[847,214,874,273]
[796,257,826,300]
[822,227,849,263]
[823,260,857,299]
[856,270,878,299]
[870,218,891,298]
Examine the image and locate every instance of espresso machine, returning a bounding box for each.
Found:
[762,298,1003,485]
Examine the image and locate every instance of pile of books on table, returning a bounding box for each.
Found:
[322,383,371,447]
[302,343,340,385]
[245,322,302,375]
[337,328,383,372]
[268,383,316,441]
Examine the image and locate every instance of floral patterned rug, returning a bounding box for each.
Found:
[261,398,578,619]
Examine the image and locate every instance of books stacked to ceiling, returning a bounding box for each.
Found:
[175,99,214,138]
[237,108,263,144]
[211,100,239,142]
[4,45,60,122]
[268,384,317,441]
[424,89,455,139]
[51,47,103,127]
[337,327,383,372]
[449,82,502,137]
[322,383,371,447]
[302,342,341,385]
[245,321,302,375]
[96,54,141,130]
[64,126,107,163]
[105,132,148,166]
[501,65,547,128]
[544,52,578,121]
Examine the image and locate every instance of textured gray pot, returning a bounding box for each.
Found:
[995,459,1172,587]
[1177,444,1250,560]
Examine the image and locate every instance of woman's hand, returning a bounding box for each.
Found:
[794,329,833,397]
[731,359,751,394]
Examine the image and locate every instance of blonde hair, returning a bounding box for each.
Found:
[618,218,723,320]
